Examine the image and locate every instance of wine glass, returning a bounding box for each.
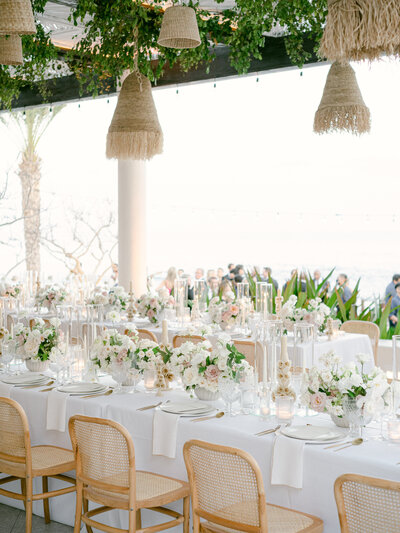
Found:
[219,377,240,417]
[1,341,15,375]
[111,360,128,394]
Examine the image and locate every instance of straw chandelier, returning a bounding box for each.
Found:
[0,0,36,35]
[0,35,23,65]
[158,5,201,49]
[106,72,163,161]
[319,0,400,62]
[314,61,370,135]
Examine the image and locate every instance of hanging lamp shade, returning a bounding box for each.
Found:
[158,5,201,49]
[319,0,400,62]
[106,73,163,161]
[0,35,23,65]
[313,62,370,135]
[0,0,36,35]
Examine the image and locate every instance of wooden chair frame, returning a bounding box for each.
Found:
[232,340,262,368]
[340,320,380,364]
[183,439,323,533]
[69,414,190,533]
[130,329,158,343]
[334,473,400,532]
[172,335,206,348]
[29,318,51,330]
[0,397,76,533]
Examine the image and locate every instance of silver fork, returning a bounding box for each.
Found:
[255,425,281,437]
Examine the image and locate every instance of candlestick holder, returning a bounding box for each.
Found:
[126,290,136,321]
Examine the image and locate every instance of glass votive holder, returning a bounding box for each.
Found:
[143,369,157,392]
[387,418,400,443]
[276,396,295,424]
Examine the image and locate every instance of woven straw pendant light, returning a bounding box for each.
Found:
[319,0,400,62]
[158,5,201,49]
[106,73,163,161]
[0,35,23,65]
[0,0,36,35]
[313,62,370,135]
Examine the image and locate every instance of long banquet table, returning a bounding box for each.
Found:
[1,381,399,533]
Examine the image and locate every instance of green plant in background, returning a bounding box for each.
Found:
[1,0,328,109]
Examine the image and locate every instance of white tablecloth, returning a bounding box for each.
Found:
[1,383,399,532]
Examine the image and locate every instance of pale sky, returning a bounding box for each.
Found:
[0,58,400,297]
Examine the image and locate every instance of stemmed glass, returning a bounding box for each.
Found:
[1,341,15,374]
[219,377,240,417]
[111,360,129,394]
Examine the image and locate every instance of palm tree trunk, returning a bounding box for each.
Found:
[18,151,41,273]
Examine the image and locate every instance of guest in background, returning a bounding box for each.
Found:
[207,269,217,281]
[157,266,176,293]
[181,274,194,300]
[208,276,219,299]
[223,266,235,282]
[220,279,234,300]
[234,264,245,277]
[385,274,400,303]
[313,269,322,288]
[389,283,400,328]
[234,274,244,286]
[337,273,352,303]
[195,268,204,281]
[217,267,224,281]
[262,267,278,291]
[177,268,184,278]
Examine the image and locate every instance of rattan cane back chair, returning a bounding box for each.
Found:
[172,335,206,348]
[232,340,262,368]
[69,414,190,533]
[128,329,158,343]
[184,440,323,533]
[340,321,379,364]
[334,473,400,532]
[29,318,51,329]
[0,398,76,533]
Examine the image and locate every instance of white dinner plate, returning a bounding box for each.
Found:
[57,383,107,395]
[280,425,348,442]
[2,373,48,386]
[160,400,215,417]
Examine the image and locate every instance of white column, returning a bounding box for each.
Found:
[118,159,147,295]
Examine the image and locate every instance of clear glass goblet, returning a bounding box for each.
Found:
[343,396,365,439]
[219,378,240,417]
[0,342,15,374]
[111,361,128,394]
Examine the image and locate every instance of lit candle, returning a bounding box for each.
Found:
[144,369,156,391]
[387,419,400,443]
[161,319,169,346]
[276,396,294,423]
[281,335,289,362]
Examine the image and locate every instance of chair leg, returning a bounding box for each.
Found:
[20,478,26,510]
[42,476,50,524]
[83,497,93,533]
[25,476,33,533]
[128,508,136,533]
[183,496,190,533]
[136,509,142,530]
[74,481,83,533]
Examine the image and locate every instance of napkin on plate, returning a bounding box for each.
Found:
[0,382,12,398]
[271,435,305,489]
[152,409,179,459]
[46,390,68,432]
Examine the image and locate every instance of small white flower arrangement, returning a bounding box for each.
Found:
[136,292,172,324]
[91,328,137,372]
[108,285,128,310]
[208,297,240,329]
[180,323,221,337]
[106,309,121,323]
[15,318,62,362]
[37,286,67,309]
[169,334,253,393]
[86,288,109,306]
[279,295,334,332]
[302,351,389,418]
[1,283,21,298]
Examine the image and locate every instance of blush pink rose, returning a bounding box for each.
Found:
[230,305,239,315]
[221,311,232,322]
[204,365,221,381]
[149,298,157,307]
[310,392,326,412]
[147,309,155,319]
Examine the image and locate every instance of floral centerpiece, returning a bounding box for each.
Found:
[108,285,129,310]
[136,289,174,324]
[37,286,67,309]
[301,351,389,426]
[208,297,240,330]
[1,283,21,298]
[170,334,253,399]
[279,295,334,333]
[15,318,63,371]
[180,323,221,337]
[91,328,137,372]
[86,288,109,306]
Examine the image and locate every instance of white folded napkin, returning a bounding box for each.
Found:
[271,435,305,489]
[152,409,179,459]
[0,382,12,398]
[46,390,68,432]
